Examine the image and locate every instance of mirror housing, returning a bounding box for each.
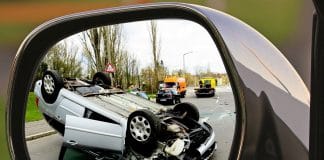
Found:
[7,2,309,159]
[310,0,324,159]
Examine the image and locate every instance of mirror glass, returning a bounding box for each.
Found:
[26,19,235,160]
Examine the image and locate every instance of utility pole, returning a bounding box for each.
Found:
[182,51,193,74]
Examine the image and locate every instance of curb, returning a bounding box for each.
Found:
[25,130,57,141]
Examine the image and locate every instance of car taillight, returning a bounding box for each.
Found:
[35,97,39,108]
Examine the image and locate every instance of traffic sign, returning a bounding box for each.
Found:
[104,63,115,73]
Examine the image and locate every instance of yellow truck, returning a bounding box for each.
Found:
[194,77,217,97]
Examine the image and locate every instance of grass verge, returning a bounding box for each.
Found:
[147,94,156,99]
[25,92,43,122]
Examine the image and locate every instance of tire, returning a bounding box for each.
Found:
[92,72,111,87]
[171,98,176,105]
[173,102,200,121]
[177,98,181,104]
[127,109,161,156]
[41,70,64,104]
[211,89,215,97]
[180,92,185,98]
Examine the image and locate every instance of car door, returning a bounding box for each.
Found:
[63,115,124,152]
[54,96,86,123]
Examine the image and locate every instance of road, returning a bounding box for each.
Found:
[182,86,235,160]
[27,86,236,160]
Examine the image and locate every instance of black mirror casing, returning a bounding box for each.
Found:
[310,0,324,160]
[7,3,309,160]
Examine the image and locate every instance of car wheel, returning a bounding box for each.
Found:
[92,72,111,87]
[127,109,161,156]
[41,70,64,104]
[171,99,176,105]
[173,102,200,121]
[177,98,181,104]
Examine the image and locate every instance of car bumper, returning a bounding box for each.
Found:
[156,98,173,102]
[197,123,217,159]
[195,92,214,95]
[195,92,215,97]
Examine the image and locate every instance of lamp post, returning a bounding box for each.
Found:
[183,51,193,74]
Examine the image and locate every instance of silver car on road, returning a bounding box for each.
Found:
[34,70,216,159]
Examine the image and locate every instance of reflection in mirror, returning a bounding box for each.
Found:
[26,19,235,160]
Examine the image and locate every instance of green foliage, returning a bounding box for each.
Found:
[226,0,302,45]
[25,92,43,122]
[0,97,10,159]
[34,62,48,82]
[0,23,35,44]
[140,66,156,94]
[147,94,157,99]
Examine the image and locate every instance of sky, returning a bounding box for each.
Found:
[52,19,227,75]
[122,19,226,74]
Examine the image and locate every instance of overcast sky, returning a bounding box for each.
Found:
[122,19,226,74]
[57,19,226,75]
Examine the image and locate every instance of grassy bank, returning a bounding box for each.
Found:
[25,92,43,122]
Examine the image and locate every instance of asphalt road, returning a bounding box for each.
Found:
[182,86,235,160]
[27,86,236,160]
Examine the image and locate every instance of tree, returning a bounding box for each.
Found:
[81,25,140,89]
[44,41,82,78]
[141,66,155,94]
[81,25,122,75]
[148,20,163,92]
[35,62,48,80]
[31,62,48,91]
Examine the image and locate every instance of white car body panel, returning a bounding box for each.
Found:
[64,115,124,152]
[34,80,166,153]
[55,99,85,122]
[35,80,126,125]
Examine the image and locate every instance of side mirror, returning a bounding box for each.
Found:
[7,3,309,160]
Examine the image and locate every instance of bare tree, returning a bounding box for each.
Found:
[81,25,140,89]
[81,25,122,76]
[44,41,82,78]
[141,66,155,93]
[148,20,162,92]
[149,21,161,71]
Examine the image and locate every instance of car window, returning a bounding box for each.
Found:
[165,82,176,88]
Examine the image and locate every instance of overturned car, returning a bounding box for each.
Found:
[34,70,217,159]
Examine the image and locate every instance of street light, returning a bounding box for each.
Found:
[183,51,193,74]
